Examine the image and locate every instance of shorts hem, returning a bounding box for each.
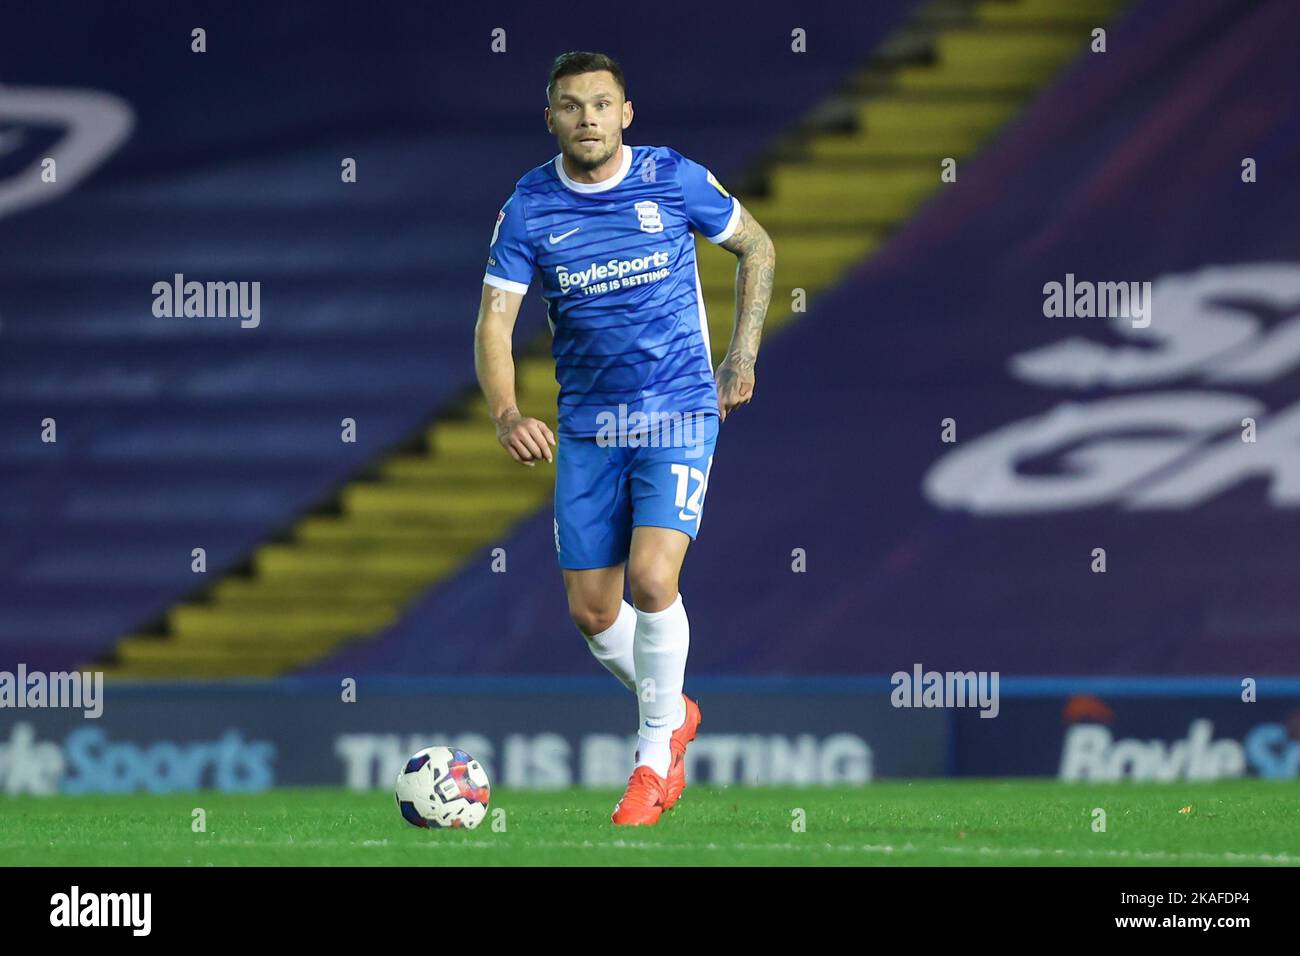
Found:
[628,522,699,541]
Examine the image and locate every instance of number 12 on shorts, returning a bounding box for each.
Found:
[670,456,713,524]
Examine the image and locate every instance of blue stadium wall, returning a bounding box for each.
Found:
[4,677,1300,794]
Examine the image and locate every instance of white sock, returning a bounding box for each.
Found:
[633,593,690,778]
[585,600,637,693]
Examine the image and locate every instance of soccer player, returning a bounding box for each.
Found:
[474,51,775,825]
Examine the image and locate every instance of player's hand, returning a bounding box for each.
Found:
[495,409,556,466]
[715,354,755,422]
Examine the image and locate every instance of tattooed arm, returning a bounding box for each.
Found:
[715,203,775,421]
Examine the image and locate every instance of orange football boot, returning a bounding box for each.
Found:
[664,693,702,809]
[611,765,669,825]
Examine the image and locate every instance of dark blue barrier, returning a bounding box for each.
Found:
[0,676,941,795]
[5,676,1299,795]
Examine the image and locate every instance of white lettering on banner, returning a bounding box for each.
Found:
[1059,720,1247,781]
[334,732,873,788]
[926,263,1300,512]
[335,733,494,791]
[0,723,275,794]
[0,86,134,221]
[925,393,1263,513]
[0,723,65,795]
[686,733,872,786]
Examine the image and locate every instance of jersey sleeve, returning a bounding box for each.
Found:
[675,153,741,244]
[483,192,535,294]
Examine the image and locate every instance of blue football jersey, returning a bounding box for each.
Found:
[484,144,739,436]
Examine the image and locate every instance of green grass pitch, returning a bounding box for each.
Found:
[4,780,1299,866]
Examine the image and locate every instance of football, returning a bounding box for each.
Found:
[394,746,492,829]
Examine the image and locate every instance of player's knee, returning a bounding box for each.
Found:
[570,604,618,638]
[628,570,678,614]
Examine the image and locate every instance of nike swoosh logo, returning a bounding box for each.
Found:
[548,227,580,244]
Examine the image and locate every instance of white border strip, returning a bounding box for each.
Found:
[554,144,633,194]
[483,271,530,295]
[706,198,742,244]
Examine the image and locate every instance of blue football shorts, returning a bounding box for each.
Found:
[553,412,720,569]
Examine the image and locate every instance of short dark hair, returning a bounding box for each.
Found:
[546,51,627,103]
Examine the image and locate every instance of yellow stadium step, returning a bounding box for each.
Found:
[938,29,1086,69]
[254,545,464,579]
[210,579,420,607]
[858,94,1022,136]
[736,198,896,230]
[896,63,1049,94]
[697,231,883,323]
[168,604,396,640]
[104,397,557,678]
[340,483,547,518]
[421,422,506,456]
[977,0,1121,27]
[112,642,333,677]
[294,514,503,544]
[808,127,988,161]
[378,455,554,483]
[203,594,406,618]
[515,357,563,396]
